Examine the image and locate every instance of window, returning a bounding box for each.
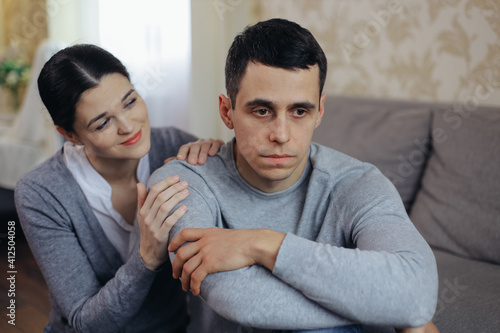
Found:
[98,0,191,130]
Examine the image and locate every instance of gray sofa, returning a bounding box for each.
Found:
[312,96,500,333]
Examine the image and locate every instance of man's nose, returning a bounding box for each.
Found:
[269,116,290,144]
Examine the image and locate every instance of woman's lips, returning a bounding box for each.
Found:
[121,130,142,146]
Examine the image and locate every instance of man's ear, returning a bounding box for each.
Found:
[56,126,83,145]
[314,93,326,129]
[219,94,234,130]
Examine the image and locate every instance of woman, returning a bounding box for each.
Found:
[14,44,222,332]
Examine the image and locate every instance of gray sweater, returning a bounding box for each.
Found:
[149,140,438,332]
[15,127,196,333]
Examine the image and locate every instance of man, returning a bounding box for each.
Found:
[149,19,438,332]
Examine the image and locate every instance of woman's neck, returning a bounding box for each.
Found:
[84,149,140,184]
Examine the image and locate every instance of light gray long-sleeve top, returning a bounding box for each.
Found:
[148,140,438,332]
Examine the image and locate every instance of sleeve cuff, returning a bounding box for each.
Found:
[128,248,161,276]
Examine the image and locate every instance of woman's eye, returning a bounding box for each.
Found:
[125,98,137,108]
[96,119,109,130]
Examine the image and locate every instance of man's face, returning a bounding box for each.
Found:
[219,62,325,193]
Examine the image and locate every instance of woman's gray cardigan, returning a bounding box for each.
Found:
[15,127,196,333]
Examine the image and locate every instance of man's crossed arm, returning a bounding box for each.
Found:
[169,227,285,295]
[149,162,438,330]
[169,227,439,333]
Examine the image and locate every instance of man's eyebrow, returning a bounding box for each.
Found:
[86,89,135,128]
[289,101,316,110]
[245,98,276,109]
[245,98,316,111]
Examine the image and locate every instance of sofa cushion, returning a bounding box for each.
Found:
[431,249,500,332]
[313,96,432,211]
[410,107,500,264]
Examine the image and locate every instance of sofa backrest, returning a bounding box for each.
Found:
[314,95,500,265]
[313,95,433,211]
[409,105,500,265]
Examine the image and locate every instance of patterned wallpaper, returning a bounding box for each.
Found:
[0,0,47,113]
[255,0,500,106]
[0,0,48,61]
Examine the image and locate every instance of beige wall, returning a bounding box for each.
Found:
[256,0,500,107]
[190,0,259,140]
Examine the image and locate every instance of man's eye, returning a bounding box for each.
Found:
[96,119,109,130]
[254,109,269,116]
[294,109,307,116]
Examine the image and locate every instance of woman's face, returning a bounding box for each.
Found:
[68,73,151,162]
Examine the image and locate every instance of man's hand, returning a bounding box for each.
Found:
[164,138,224,165]
[168,228,285,296]
[396,321,439,333]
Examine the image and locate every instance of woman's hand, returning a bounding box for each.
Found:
[164,138,224,165]
[137,175,189,270]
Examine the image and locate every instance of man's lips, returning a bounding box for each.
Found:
[263,154,294,165]
[121,130,142,146]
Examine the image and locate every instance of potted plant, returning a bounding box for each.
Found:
[0,56,31,111]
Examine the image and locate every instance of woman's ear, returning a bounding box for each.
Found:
[56,127,83,145]
[219,94,234,130]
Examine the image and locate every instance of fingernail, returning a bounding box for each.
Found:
[172,175,179,181]
[180,181,188,187]
[181,189,189,196]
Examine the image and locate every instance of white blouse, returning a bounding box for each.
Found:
[63,142,150,262]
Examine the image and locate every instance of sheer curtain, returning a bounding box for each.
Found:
[98,0,191,130]
[47,0,191,131]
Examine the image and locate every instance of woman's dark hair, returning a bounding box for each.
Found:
[38,44,130,132]
[225,18,327,107]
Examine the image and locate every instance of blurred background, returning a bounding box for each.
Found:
[0,0,499,331]
[1,0,499,141]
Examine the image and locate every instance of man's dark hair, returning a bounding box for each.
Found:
[225,18,327,107]
[38,44,130,132]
